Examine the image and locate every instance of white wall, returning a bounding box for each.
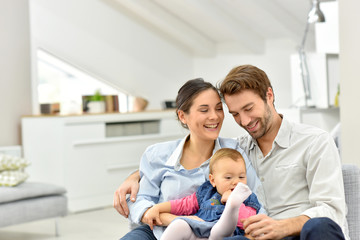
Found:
[339,0,360,165]
[30,0,301,113]
[194,39,296,109]
[30,0,194,111]
[3,0,354,152]
[0,0,32,146]
[315,2,339,54]
[30,0,311,144]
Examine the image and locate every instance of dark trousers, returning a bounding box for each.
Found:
[120,225,157,240]
[224,217,345,240]
[120,224,251,240]
[283,217,345,240]
[120,217,344,240]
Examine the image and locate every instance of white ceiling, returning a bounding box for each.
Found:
[105,0,335,57]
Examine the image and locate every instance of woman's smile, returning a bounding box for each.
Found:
[204,123,219,130]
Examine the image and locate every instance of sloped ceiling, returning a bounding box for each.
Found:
[104,0,335,57]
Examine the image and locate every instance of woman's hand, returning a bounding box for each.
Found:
[113,170,140,217]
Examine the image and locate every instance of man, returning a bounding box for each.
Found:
[218,64,348,239]
[114,65,348,239]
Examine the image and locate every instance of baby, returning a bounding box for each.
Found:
[142,148,261,240]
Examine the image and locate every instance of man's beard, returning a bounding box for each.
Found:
[243,103,272,140]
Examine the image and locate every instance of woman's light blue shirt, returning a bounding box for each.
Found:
[127,135,264,239]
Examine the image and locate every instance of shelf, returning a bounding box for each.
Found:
[72,133,182,147]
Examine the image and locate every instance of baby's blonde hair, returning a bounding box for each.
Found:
[209,148,245,174]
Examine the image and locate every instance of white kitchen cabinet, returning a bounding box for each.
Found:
[21,111,186,212]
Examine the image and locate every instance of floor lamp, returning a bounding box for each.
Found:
[299,0,325,107]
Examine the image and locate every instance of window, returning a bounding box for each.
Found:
[37,49,132,114]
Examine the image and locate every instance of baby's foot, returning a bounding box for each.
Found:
[227,183,252,208]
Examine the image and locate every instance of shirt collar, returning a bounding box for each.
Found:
[275,116,291,149]
[165,135,221,169]
[166,135,188,167]
[249,136,257,150]
[212,137,222,154]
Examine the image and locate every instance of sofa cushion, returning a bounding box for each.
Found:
[0,195,67,228]
[0,154,30,171]
[0,182,66,204]
[342,164,360,240]
[0,170,28,187]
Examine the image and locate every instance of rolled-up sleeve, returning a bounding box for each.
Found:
[128,146,163,224]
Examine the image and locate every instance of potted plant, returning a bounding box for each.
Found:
[87,89,106,113]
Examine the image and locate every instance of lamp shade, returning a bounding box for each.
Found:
[308,0,325,23]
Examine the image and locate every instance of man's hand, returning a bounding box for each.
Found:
[242,214,287,239]
[141,206,163,230]
[241,214,309,240]
[113,170,140,217]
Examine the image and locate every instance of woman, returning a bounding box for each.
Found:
[114,78,263,240]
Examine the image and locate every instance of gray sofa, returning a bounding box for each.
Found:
[343,164,360,240]
[0,182,67,235]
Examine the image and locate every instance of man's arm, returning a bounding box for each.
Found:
[242,214,309,239]
[301,133,346,224]
[113,170,140,217]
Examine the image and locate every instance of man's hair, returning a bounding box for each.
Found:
[209,148,245,174]
[218,64,274,104]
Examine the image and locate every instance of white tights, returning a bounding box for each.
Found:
[160,183,252,240]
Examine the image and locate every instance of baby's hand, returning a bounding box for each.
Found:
[141,206,162,230]
[221,183,252,205]
[221,189,232,204]
[244,233,255,240]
